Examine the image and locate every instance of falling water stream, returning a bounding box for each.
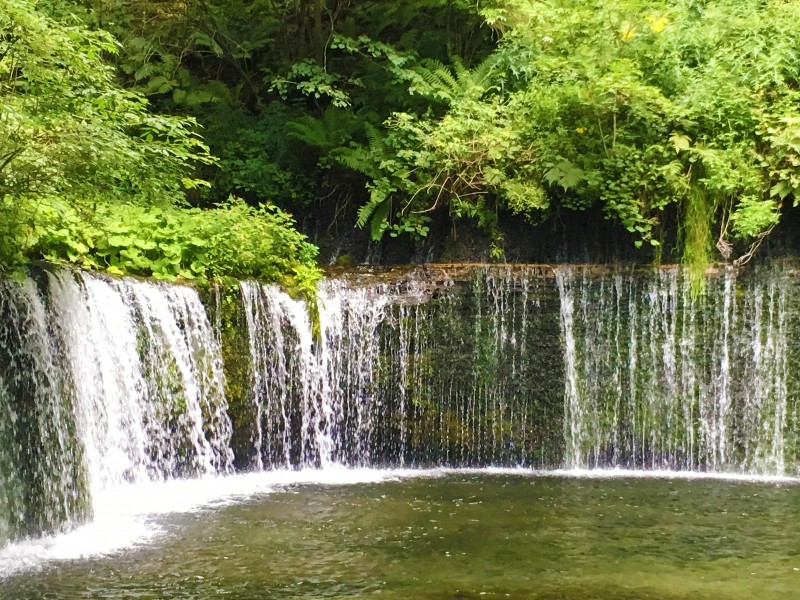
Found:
[0,263,798,598]
[0,269,232,547]
[556,266,793,473]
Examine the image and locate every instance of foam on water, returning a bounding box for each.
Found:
[548,467,800,484]
[0,467,429,576]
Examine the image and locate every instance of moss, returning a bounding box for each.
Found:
[334,254,355,267]
[202,283,261,471]
[681,186,715,294]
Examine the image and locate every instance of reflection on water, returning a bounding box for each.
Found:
[1,471,799,599]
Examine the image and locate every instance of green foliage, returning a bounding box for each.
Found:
[270,59,351,108]
[0,0,212,205]
[6,0,800,273]
[329,52,531,245]
[0,0,319,296]
[0,0,215,272]
[731,197,779,241]
[212,103,317,206]
[332,0,800,267]
[19,197,321,292]
[84,0,494,220]
[681,187,714,291]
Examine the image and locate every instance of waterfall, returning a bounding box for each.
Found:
[237,264,797,476]
[238,267,563,469]
[239,276,427,468]
[0,276,86,543]
[238,281,320,468]
[0,268,232,547]
[554,265,794,474]
[1,263,799,547]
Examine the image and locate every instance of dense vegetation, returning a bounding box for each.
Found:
[0,0,320,289]
[2,0,799,278]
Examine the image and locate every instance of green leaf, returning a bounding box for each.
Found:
[370,199,393,241]
[770,181,793,199]
[544,161,586,191]
[669,132,691,153]
[108,235,133,247]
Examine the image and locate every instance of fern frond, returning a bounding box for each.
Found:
[287,108,361,151]
[357,188,391,228]
[413,59,456,101]
[322,107,360,139]
[364,123,389,159]
[451,56,470,87]
[286,115,330,149]
[413,56,499,103]
[333,123,392,179]
[433,66,459,94]
[470,54,500,90]
[370,198,392,240]
[335,145,378,178]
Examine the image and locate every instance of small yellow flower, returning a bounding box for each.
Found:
[645,15,669,33]
[575,127,586,134]
[619,25,636,41]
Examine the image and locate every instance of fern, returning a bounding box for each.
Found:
[369,198,393,240]
[286,108,360,151]
[412,55,499,104]
[357,186,393,228]
[336,145,378,178]
[286,115,331,149]
[412,59,456,101]
[364,123,387,158]
[469,54,500,90]
[334,122,393,179]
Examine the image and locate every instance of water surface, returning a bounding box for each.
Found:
[2,471,799,599]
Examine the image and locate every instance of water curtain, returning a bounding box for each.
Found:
[0,264,797,545]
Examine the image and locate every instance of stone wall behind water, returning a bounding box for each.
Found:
[1,263,799,545]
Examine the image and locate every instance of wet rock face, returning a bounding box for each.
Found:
[313,204,661,267]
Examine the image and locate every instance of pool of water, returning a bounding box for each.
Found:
[1,470,799,599]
